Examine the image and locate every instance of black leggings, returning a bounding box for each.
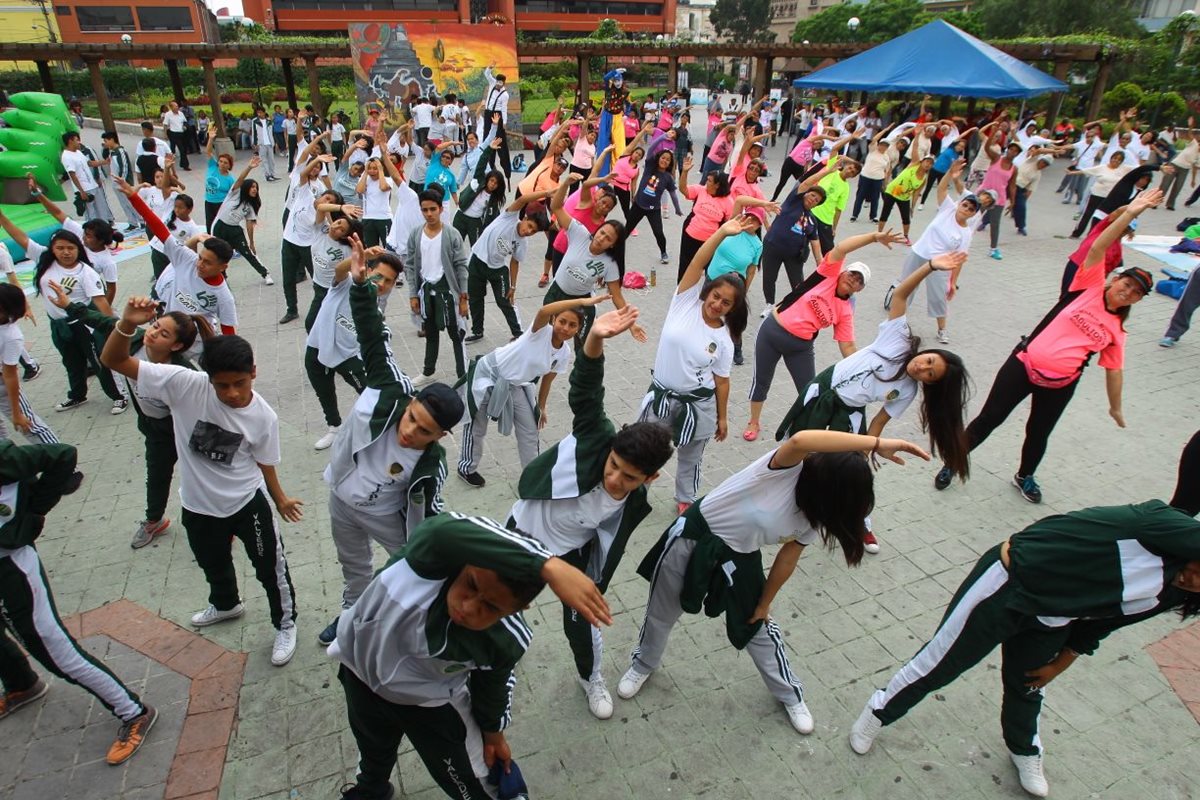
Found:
[852,176,883,220]
[614,186,631,218]
[966,353,1079,477]
[879,192,911,228]
[771,157,808,202]
[626,203,667,255]
[759,240,808,306]
[920,169,946,205]
[1071,195,1103,238]
[1171,429,1200,516]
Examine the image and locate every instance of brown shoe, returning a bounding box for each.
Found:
[0,678,48,719]
[106,704,157,765]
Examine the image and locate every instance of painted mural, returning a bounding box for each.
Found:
[349,22,522,128]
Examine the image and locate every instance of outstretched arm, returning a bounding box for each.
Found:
[100,296,159,380]
[1083,188,1162,269]
[889,252,967,320]
[532,294,610,332]
[550,173,580,229]
[829,228,904,264]
[679,217,756,293]
[772,429,930,470]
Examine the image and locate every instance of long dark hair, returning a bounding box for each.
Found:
[795,451,874,567]
[33,230,92,295]
[705,170,731,197]
[162,311,216,352]
[238,179,261,215]
[483,169,507,214]
[82,219,122,249]
[881,339,971,481]
[699,273,749,338]
[654,149,675,174]
[166,194,194,231]
[1180,591,1200,619]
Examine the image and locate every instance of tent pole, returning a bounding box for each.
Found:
[1018,99,1026,124]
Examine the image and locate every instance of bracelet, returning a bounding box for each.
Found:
[114,321,137,338]
[28,189,40,198]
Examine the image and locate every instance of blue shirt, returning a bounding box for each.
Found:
[205,158,235,204]
[272,112,285,133]
[764,188,816,250]
[706,232,762,280]
[424,161,460,195]
[933,147,958,175]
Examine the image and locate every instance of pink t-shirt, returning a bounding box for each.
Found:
[708,136,734,166]
[775,254,855,342]
[788,137,815,166]
[609,156,639,192]
[552,189,604,253]
[980,159,1016,207]
[1019,261,1125,378]
[683,184,734,240]
[731,174,764,202]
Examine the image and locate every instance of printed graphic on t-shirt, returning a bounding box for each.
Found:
[805,295,835,327]
[495,236,517,259]
[1068,308,1112,349]
[643,175,661,198]
[791,214,815,236]
[174,289,217,314]
[188,420,244,466]
[336,313,356,336]
[565,259,607,290]
[358,462,404,509]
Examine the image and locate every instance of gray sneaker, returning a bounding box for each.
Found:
[131,519,170,549]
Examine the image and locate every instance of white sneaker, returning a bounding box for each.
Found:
[936,329,950,344]
[111,398,129,415]
[314,425,340,450]
[578,676,614,720]
[263,274,275,286]
[190,603,245,627]
[616,666,650,699]
[917,203,925,211]
[1010,753,1049,797]
[849,703,882,754]
[271,625,297,666]
[409,373,435,389]
[784,700,814,734]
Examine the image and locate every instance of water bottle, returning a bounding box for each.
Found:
[650,267,657,287]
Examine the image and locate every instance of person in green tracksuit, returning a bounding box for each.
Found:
[317,235,464,648]
[507,305,674,721]
[329,511,613,800]
[46,283,213,549]
[848,500,1200,798]
[451,138,506,246]
[0,440,156,766]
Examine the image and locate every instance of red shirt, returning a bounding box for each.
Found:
[1068,213,1124,275]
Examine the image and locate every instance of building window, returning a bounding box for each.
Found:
[515,0,664,13]
[136,6,193,31]
[54,5,71,15]
[75,6,135,31]
[273,0,457,9]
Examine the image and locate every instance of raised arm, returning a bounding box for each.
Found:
[829,228,904,264]
[346,235,410,390]
[1083,188,1162,269]
[229,156,260,194]
[550,172,580,229]
[936,159,965,206]
[100,296,159,380]
[532,294,610,332]
[889,252,967,320]
[506,187,553,213]
[0,211,32,259]
[27,176,67,224]
[772,429,929,470]
[679,217,756,293]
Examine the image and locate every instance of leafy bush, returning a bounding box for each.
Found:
[1101,81,1144,115]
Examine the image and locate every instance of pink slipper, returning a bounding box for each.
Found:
[742,423,760,442]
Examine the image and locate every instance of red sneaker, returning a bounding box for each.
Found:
[863,530,881,554]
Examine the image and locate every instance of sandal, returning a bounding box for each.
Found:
[537,274,549,289]
[742,422,760,442]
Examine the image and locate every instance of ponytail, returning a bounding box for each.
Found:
[163,311,216,352]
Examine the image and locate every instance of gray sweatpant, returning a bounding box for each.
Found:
[0,388,58,445]
[329,493,408,609]
[637,393,715,504]
[457,384,540,475]
[896,249,950,319]
[748,314,815,403]
[258,144,276,180]
[630,522,804,705]
[1165,267,1200,341]
[112,182,140,227]
[84,184,114,224]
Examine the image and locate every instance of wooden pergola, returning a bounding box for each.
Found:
[0,38,1117,137]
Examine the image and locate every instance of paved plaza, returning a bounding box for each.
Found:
[2,109,1199,800]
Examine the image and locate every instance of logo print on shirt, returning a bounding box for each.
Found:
[188,420,245,465]
[58,274,79,295]
[1068,309,1112,348]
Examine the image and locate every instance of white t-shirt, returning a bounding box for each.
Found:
[61,219,117,285]
[471,210,526,270]
[162,110,186,133]
[412,103,435,129]
[490,325,571,387]
[28,253,105,320]
[0,243,14,275]
[136,362,280,517]
[912,195,976,260]
[215,188,257,228]
[553,221,618,297]
[331,123,346,143]
[307,278,359,368]
[61,149,98,191]
[150,215,200,256]
[699,450,820,554]
[135,138,171,160]
[441,105,460,125]
[650,281,733,392]
[311,228,350,289]
[283,178,319,247]
[362,179,392,220]
[830,316,918,419]
[511,484,625,556]
[0,322,25,367]
[330,428,421,515]
[420,230,445,284]
[283,118,298,136]
[153,237,238,331]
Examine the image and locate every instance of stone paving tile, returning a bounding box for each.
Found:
[3,114,1199,799]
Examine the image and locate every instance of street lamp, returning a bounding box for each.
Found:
[847,17,860,35]
[122,34,148,121]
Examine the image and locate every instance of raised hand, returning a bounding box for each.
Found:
[930,252,968,271]
[590,305,639,340]
[1129,188,1163,213]
[581,293,612,307]
[347,234,368,284]
[341,203,364,219]
[874,229,906,249]
[121,296,160,327]
[113,176,136,197]
[45,280,71,309]
[249,156,262,169]
[874,438,931,466]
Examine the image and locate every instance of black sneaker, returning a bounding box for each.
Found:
[63,471,84,495]
[21,364,40,382]
[733,346,744,366]
[55,397,87,412]
[464,333,484,343]
[1013,473,1043,504]
[278,312,299,325]
[339,783,396,800]
[933,466,952,491]
[457,469,486,488]
[317,616,340,647]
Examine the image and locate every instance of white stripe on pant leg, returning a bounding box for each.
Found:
[587,624,604,682]
[18,393,59,445]
[255,507,295,628]
[448,690,500,797]
[12,547,142,720]
[631,523,691,673]
[513,386,540,468]
[459,400,490,474]
[868,561,1009,714]
[744,617,804,705]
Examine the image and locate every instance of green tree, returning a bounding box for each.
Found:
[971,0,1141,39]
[793,0,980,43]
[711,0,776,43]
[1142,90,1188,124]
[1101,81,1144,115]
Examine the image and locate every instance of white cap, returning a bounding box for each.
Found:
[842,261,871,286]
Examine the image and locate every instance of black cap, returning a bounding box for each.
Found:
[415,383,465,433]
[1119,266,1153,294]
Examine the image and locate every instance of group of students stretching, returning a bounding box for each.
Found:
[0,105,1195,800]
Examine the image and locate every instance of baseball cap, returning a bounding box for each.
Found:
[1117,266,1153,294]
[842,261,871,286]
[414,383,465,433]
[743,206,766,224]
[960,193,980,208]
[978,188,999,204]
[1037,154,1054,166]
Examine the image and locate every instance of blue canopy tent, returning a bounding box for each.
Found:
[792,20,1068,99]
